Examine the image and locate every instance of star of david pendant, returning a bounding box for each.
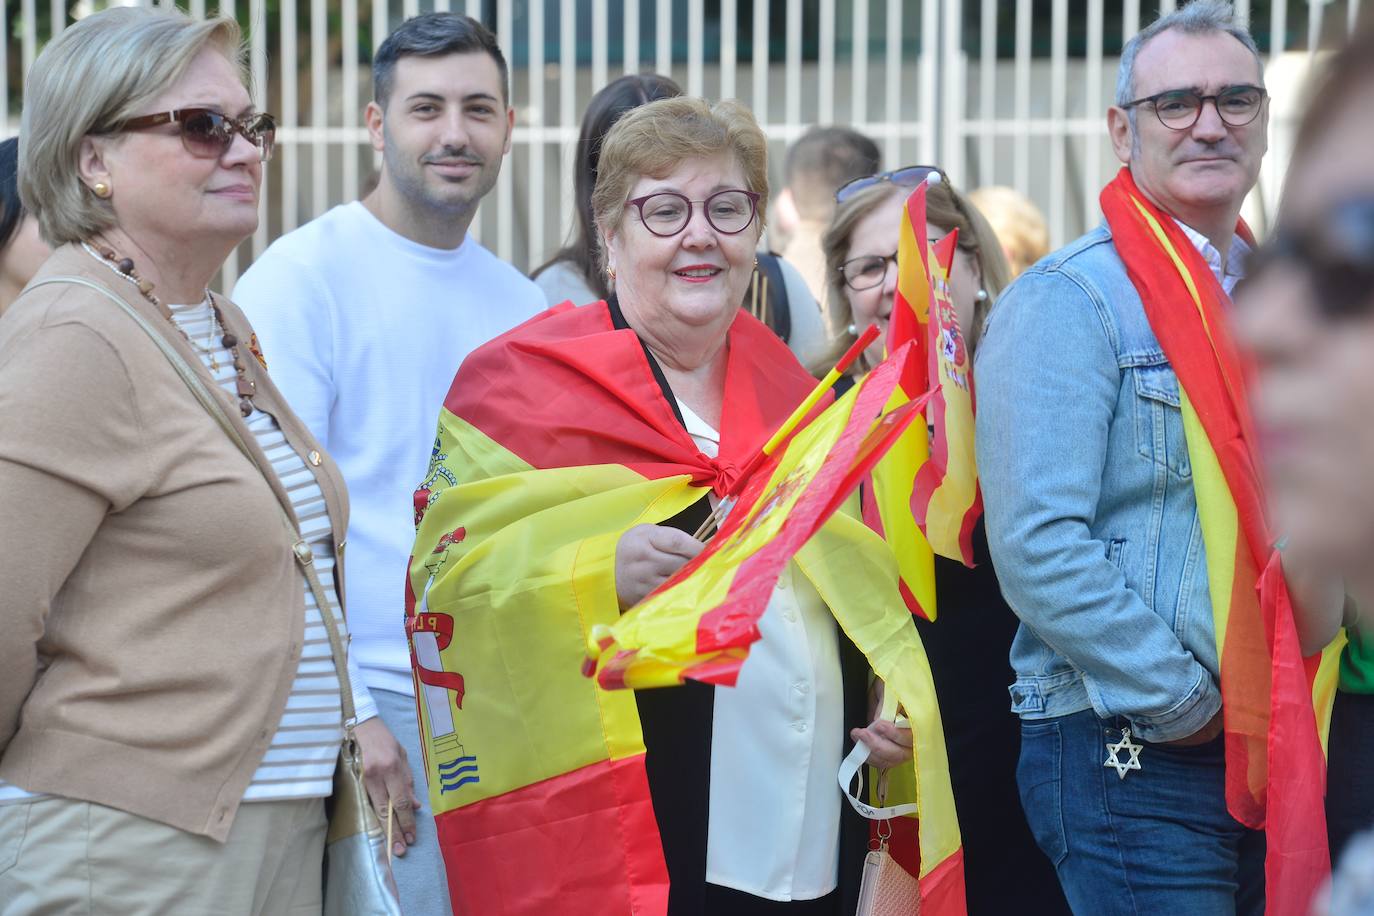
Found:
[1104,727,1143,780]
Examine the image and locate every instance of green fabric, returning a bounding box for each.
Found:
[1339,625,1374,693]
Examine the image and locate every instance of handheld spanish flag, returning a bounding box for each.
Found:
[866,178,939,618]
[911,230,983,567]
[586,341,965,915]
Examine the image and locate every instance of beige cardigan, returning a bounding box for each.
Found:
[0,244,350,841]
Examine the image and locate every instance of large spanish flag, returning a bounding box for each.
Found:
[1101,167,1340,914]
[407,300,961,914]
[868,180,939,618]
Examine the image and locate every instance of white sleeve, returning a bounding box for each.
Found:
[232,254,337,449]
[776,256,834,373]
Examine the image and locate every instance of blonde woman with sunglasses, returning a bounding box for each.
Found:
[0,9,371,912]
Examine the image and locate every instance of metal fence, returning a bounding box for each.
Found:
[1,0,1365,289]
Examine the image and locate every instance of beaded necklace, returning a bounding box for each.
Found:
[81,241,257,417]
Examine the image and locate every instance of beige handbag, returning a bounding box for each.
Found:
[838,737,923,916]
[32,276,403,915]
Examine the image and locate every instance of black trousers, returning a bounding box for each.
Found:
[1328,690,1374,863]
[702,885,841,916]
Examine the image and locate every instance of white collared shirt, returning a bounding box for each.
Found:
[675,399,845,902]
[1173,218,1251,295]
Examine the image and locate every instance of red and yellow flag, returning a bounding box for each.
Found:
[910,232,982,567]
[406,301,819,915]
[1101,167,1340,913]
[586,342,965,914]
[867,181,939,617]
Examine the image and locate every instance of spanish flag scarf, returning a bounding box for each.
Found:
[1100,167,1330,912]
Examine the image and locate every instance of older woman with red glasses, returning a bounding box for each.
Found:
[409,96,920,916]
[0,8,375,912]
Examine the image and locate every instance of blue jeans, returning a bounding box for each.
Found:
[1017,709,1264,915]
[373,687,454,916]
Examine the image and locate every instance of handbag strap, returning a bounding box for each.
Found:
[838,741,919,821]
[28,275,359,729]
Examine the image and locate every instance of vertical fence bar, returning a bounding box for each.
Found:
[592,0,608,92]
[342,0,359,205]
[466,0,479,19]
[818,0,835,123]
[624,0,640,75]
[1159,0,1177,14]
[753,0,768,123]
[978,0,996,185]
[1234,0,1251,26]
[1,1,8,138]
[1085,0,1104,233]
[311,0,327,219]
[1123,0,1140,43]
[403,0,418,23]
[785,0,801,126]
[1270,0,1287,61]
[49,0,62,38]
[496,0,513,261]
[890,0,912,167]
[191,0,206,21]
[939,0,961,180]
[851,0,868,127]
[434,0,449,12]
[1013,0,1030,193]
[559,0,575,244]
[721,0,737,100]
[1352,0,1363,36]
[282,0,299,233]
[1049,0,1067,248]
[656,0,671,76]
[21,0,36,82]
[530,0,546,265]
[690,0,705,96]
[250,0,269,259]
[1308,0,1323,59]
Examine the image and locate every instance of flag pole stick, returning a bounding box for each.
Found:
[692,324,881,541]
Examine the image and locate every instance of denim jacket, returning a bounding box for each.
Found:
[973,223,1221,743]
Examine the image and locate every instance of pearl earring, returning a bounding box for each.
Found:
[846,323,858,336]
[975,288,989,302]
[93,181,111,199]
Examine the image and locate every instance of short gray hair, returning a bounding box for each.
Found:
[20,6,245,246]
[1115,0,1263,108]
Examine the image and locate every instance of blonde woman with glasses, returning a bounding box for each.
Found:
[0,8,369,912]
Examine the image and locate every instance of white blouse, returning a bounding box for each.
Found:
[676,400,845,902]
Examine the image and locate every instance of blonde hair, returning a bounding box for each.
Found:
[967,185,1050,278]
[591,96,769,272]
[821,177,1012,372]
[20,6,246,246]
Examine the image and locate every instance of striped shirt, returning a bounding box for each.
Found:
[0,297,364,805]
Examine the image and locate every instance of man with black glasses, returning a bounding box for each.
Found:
[975,1,1337,911]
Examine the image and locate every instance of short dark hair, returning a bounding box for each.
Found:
[783,126,881,221]
[0,138,23,252]
[373,13,509,108]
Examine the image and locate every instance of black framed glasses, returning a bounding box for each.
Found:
[835,165,944,203]
[117,108,277,162]
[1121,84,1267,131]
[1241,196,1374,321]
[624,189,760,237]
[840,251,898,291]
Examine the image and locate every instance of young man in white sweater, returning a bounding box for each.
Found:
[234,14,546,915]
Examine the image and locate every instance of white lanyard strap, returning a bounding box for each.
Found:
[838,740,919,821]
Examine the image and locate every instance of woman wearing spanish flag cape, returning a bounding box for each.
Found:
[406,97,961,915]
